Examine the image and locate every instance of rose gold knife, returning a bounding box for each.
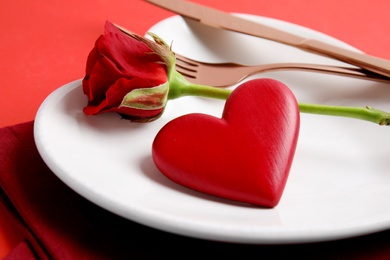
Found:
[146,0,390,78]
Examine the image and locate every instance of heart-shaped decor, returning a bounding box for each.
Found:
[152,78,300,207]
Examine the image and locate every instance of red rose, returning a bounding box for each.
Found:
[82,21,172,122]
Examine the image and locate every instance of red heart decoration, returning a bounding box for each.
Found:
[152,78,300,207]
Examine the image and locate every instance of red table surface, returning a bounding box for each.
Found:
[1,0,390,257]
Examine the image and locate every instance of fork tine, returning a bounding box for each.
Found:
[175,54,199,79]
[175,65,197,79]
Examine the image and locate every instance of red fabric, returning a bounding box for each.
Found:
[1,121,390,259]
[3,242,36,260]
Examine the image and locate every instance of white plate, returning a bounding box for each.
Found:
[34,14,390,244]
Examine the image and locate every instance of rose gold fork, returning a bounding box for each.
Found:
[113,23,389,86]
[175,53,390,87]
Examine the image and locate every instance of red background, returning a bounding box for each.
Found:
[1,0,389,257]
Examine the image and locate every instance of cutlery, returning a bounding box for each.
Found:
[146,0,390,79]
[114,24,389,86]
[175,53,390,87]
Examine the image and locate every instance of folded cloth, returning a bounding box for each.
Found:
[1,121,390,259]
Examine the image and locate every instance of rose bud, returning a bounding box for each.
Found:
[82,21,175,122]
[83,21,390,126]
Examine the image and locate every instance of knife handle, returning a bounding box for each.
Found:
[146,0,390,78]
[299,39,390,78]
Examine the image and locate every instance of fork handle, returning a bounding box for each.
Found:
[242,63,390,84]
[298,39,390,78]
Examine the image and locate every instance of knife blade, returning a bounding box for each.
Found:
[146,0,390,78]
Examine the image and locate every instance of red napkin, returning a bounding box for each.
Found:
[1,121,390,259]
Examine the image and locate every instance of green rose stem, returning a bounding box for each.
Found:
[137,32,390,126]
[168,70,390,126]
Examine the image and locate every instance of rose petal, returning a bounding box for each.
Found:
[83,77,164,117]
